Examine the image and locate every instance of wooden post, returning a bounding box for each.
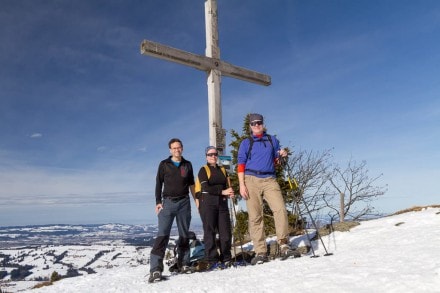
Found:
[340,192,345,223]
[205,0,224,153]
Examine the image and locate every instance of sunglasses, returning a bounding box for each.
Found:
[250,121,263,126]
[206,153,218,157]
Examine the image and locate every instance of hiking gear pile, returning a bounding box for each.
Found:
[167,231,205,273]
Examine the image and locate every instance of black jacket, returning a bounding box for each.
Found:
[155,156,195,204]
[197,164,228,208]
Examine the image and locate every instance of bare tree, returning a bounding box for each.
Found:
[285,149,333,221]
[324,158,387,221]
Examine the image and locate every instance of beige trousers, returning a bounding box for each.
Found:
[244,175,289,255]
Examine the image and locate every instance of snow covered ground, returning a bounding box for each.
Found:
[26,207,440,293]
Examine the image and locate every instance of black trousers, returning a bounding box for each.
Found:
[199,195,232,263]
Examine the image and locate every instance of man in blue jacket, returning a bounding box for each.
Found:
[237,113,299,265]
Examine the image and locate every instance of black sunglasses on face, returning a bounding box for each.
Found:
[206,153,218,157]
[250,121,263,126]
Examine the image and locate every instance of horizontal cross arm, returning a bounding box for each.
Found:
[141,40,210,71]
[140,39,271,86]
[217,60,271,86]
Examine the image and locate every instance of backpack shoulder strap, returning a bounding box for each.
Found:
[219,166,227,177]
[267,134,276,158]
[246,134,274,161]
[195,165,210,195]
[194,177,201,195]
[267,134,273,147]
[203,165,211,178]
[204,164,226,178]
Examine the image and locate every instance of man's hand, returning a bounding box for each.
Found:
[155,203,163,215]
[239,183,249,200]
[279,148,288,157]
[277,148,289,166]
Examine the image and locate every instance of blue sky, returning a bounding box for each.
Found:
[1,0,439,227]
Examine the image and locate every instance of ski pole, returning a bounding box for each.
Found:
[227,177,247,266]
[283,156,333,257]
[228,198,238,263]
[287,177,319,258]
[281,156,317,257]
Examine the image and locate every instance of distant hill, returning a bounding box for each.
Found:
[0,223,161,248]
[0,223,203,292]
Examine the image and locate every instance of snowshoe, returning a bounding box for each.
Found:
[280,245,301,261]
[250,254,269,265]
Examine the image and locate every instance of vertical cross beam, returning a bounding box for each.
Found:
[205,0,224,153]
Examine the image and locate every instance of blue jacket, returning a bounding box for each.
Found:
[237,132,280,178]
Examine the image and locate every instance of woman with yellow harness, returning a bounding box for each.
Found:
[195,146,234,270]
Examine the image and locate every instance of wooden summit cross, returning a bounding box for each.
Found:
[140,0,271,155]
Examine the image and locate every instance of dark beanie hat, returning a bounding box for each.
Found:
[249,113,263,122]
[205,146,217,154]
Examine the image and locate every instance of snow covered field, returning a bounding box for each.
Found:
[16,207,439,293]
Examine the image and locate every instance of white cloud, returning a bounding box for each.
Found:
[97,146,107,152]
[0,164,155,206]
[30,133,43,138]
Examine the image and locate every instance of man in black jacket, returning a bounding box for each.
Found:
[148,138,196,283]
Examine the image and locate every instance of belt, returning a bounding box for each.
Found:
[167,195,189,202]
[245,169,275,175]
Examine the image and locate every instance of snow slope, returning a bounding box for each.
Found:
[27,207,440,293]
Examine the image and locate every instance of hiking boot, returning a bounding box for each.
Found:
[280,244,301,260]
[250,254,269,265]
[148,271,162,283]
[180,265,194,274]
[222,261,232,269]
